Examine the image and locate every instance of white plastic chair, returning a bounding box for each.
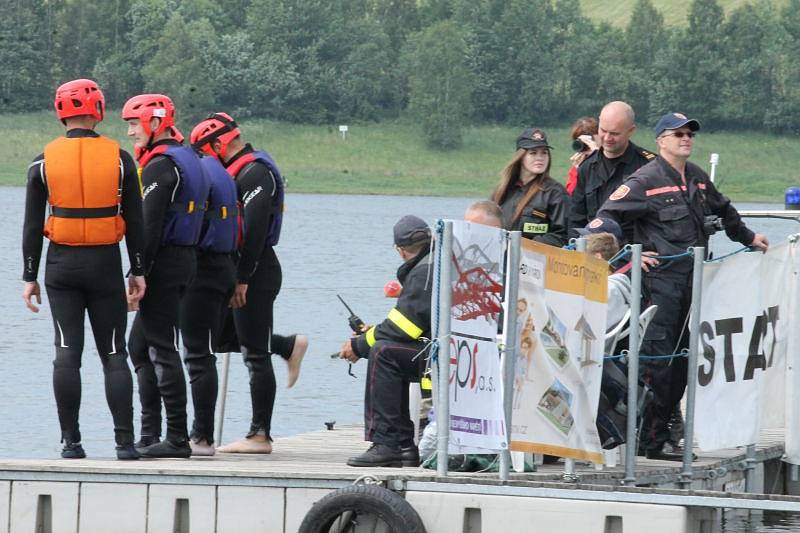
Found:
[605,308,631,356]
[614,304,659,354]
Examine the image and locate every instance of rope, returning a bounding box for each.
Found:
[604,351,689,361]
[429,220,445,364]
[607,248,631,265]
[704,246,751,263]
[651,251,694,260]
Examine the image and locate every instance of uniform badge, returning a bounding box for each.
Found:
[674,112,687,119]
[531,131,544,141]
[609,185,630,201]
[588,218,603,229]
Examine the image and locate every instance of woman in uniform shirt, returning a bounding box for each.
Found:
[491,127,569,246]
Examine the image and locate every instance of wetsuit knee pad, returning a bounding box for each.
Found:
[53,348,82,369]
[242,348,269,374]
[184,353,217,381]
[101,354,130,374]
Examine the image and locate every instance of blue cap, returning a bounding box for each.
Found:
[654,112,701,137]
[576,218,622,241]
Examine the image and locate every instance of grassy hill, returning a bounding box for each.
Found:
[1,111,797,202]
[579,0,786,27]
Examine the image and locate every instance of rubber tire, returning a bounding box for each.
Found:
[298,484,427,533]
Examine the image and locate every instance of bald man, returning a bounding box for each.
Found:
[569,101,656,240]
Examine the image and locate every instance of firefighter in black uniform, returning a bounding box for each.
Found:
[340,215,432,467]
[596,112,768,461]
[570,101,656,240]
[22,79,146,460]
[491,128,568,247]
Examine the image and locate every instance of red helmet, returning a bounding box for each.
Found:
[190,112,241,159]
[54,79,105,122]
[121,94,177,138]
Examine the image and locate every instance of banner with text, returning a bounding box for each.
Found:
[695,242,791,451]
[510,240,607,464]
[447,221,507,452]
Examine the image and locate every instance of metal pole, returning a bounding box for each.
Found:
[214,352,232,445]
[681,247,705,488]
[499,231,521,481]
[745,444,756,492]
[436,221,454,477]
[624,244,643,485]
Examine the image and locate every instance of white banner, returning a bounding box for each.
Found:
[510,240,607,463]
[695,242,791,451]
[447,221,507,452]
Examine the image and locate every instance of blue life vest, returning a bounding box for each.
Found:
[150,145,210,246]
[226,150,284,246]
[198,156,239,253]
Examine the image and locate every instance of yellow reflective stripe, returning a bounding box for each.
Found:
[137,167,143,197]
[421,377,432,390]
[388,308,423,339]
[366,326,377,347]
[221,206,228,219]
[187,200,195,213]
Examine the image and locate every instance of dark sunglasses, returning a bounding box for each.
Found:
[664,131,696,139]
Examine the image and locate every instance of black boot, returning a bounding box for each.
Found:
[138,439,191,459]
[116,445,140,460]
[135,435,160,450]
[347,443,402,467]
[400,444,420,467]
[61,442,86,459]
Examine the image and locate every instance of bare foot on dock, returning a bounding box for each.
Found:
[286,334,308,388]
[190,439,216,457]
[217,435,273,454]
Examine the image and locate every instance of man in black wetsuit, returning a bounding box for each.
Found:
[22,79,146,460]
[190,112,307,454]
[122,94,210,458]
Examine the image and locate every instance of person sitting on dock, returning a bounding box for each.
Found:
[339,215,433,467]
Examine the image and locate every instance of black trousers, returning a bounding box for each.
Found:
[364,340,424,448]
[44,244,135,446]
[180,251,235,443]
[129,246,196,442]
[227,248,294,439]
[639,272,692,452]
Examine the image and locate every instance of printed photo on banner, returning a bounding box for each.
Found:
[510,240,607,464]
[447,220,507,452]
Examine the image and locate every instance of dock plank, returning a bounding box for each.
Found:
[0,425,786,488]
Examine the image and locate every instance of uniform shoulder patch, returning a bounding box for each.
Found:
[640,149,656,160]
[609,185,630,201]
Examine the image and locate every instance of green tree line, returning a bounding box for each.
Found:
[2,0,799,148]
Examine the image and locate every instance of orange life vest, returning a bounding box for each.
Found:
[43,136,125,246]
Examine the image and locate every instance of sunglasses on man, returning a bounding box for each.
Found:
[662,131,696,139]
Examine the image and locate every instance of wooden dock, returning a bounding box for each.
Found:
[0,425,787,487]
[0,426,791,533]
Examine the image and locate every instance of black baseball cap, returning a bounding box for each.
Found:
[393,215,431,247]
[576,218,623,241]
[654,112,701,137]
[516,128,553,151]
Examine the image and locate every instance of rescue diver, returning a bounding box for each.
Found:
[122,94,210,458]
[22,79,146,460]
[190,113,307,454]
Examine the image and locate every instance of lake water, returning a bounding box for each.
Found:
[2,189,799,530]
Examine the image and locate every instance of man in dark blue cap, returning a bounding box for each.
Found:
[339,215,433,467]
[595,112,768,461]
